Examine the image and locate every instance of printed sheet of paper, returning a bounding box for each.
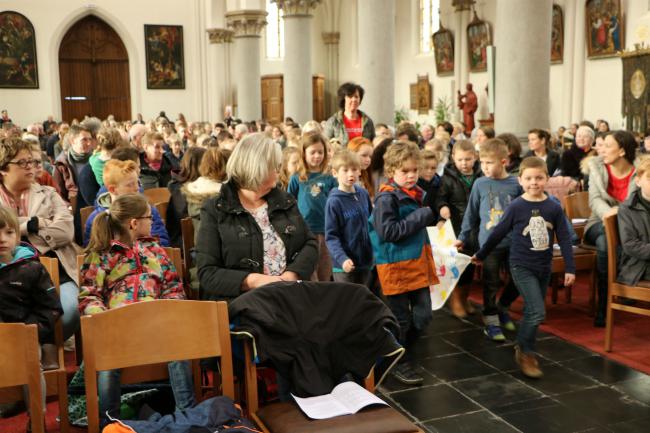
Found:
[427,220,472,310]
[292,381,387,420]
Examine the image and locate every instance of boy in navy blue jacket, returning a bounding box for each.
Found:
[473,157,575,379]
[325,150,373,285]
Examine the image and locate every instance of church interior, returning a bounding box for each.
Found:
[2,0,650,432]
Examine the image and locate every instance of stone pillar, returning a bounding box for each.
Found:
[322,31,340,117]
[226,10,267,121]
[358,0,395,126]
[495,0,552,136]
[207,28,234,121]
[561,0,576,127]
[274,1,321,124]
[571,3,586,123]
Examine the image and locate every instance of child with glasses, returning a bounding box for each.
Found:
[79,193,193,428]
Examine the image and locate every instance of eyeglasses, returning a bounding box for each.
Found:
[7,159,42,169]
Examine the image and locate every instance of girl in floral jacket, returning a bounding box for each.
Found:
[78,193,194,428]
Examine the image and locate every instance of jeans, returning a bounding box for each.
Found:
[584,222,608,315]
[60,281,80,340]
[510,265,551,354]
[98,361,195,425]
[332,269,371,286]
[481,249,519,318]
[386,287,432,357]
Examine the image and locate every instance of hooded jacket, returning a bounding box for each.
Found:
[78,238,185,315]
[0,243,63,344]
[181,176,223,237]
[196,181,319,301]
[228,281,401,397]
[370,183,438,295]
[83,192,170,247]
[324,185,373,270]
[139,152,173,190]
[617,190,650,286]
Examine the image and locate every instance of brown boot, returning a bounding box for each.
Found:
[41,343,59,370]
[449,289,467,318]
[514,345,543,378]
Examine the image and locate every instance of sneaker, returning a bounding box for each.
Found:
[514,345,543,378]
[484,324,506,342]
[63,335,75,352]
[391,362,424,386]
[498,311,516,331]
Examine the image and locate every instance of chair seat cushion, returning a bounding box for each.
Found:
[256,402,420,433]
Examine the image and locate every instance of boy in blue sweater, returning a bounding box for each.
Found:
[473,157,575,378]
[325,150,373,285]
[457,139,522,341]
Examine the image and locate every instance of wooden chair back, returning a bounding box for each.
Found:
[180,217,194,281]
[155,201,169,225]
[603,214,650,351]
[0,324,45,433]
[144,187,171,206]
[563,191,591,220]
[81,300,233,433]
[80,206,95,241]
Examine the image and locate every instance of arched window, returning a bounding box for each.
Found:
[419,0,440,54]
[266,0,284,59]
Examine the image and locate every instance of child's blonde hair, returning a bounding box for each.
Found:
[97,127,126,152]
[330,149,361,171]
[298,131,330,181]
[279,147,301,190]
[421,149,438,166]
[479,138,509,160]
[86,194,149,253]
[347,136,374,197]
[0,205,19,236]
[636,155,650,178]
[452,139,476,155]
[103,159,139,188]
[383,140,421,177]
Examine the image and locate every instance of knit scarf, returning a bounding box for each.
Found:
[68,148,90,163]
[389,179,423,205]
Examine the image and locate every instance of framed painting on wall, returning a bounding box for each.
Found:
[144,24,185,89]
[467,12,491,73]
[0,11,39,88]
[433,26,454,76]
[551,4,564,64]
[586,0,624,59]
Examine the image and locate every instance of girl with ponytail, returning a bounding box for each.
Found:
[78,193,194,427]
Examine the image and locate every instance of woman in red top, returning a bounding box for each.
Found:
[324,82,376,147]
[584,130,638,326]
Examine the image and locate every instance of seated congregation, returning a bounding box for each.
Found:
[1,82,650,433]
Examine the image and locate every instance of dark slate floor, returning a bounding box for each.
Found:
[377,308,650,433]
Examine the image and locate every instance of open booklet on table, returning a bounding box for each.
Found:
[292,381,388,420]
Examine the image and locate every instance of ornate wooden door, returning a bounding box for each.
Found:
[261,74,284,124]
[59,15,131,122]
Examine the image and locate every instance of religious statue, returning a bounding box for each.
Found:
[457,83,478,134]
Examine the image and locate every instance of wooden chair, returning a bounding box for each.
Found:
[550,245,597,315]
[180,217,195,291]
[155,201,169,225]
[80,206,95,242]
[242,339,421,433]
[0,258,71,432]
[603,214,650,351]
[563,191,591,241]
[81,300,234,433]
[0,324,45,433]
[143,187,171,206]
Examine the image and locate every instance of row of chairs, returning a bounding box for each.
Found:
[1,256,423,433]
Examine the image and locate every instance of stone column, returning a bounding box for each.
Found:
[322,31,340,117]
[226,10,267,121]
[570,2,586,123]
[274,1,321,124]
[494,0,552,136]
[358,0,395,126]
[207,28,234,120]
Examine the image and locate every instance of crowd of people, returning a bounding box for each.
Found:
[1,80,650,428]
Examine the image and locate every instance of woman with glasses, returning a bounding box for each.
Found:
[0,137,81,340]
